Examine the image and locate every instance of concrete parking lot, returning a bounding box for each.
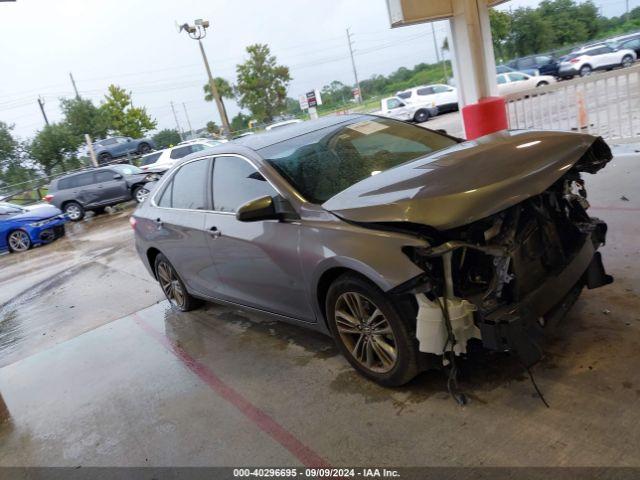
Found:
[0,154,639,467]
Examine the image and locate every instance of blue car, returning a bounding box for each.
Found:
[93,136,155,164]
[0,202,68,253]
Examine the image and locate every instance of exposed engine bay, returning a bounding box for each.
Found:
[397,137,614,367]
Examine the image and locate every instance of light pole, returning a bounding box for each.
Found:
[178,19,231,137]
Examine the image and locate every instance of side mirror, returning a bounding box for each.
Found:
[236,196,280,222]
[436,129,448,135]
[113,173,123,180]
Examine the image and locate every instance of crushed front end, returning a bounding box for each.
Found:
[401,137,614,366]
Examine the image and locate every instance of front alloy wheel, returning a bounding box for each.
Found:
[8,230,31,252]
[335,292,397,373]
[64,202,84,221]
[326,273,419,386]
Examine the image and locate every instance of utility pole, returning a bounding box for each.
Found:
[346,27,363,104]
[69,72,80,99]
[37,96,49,126]
[626,0,630,18]
[178,19,231,137]
[182,102,194,138]
[170,101,184,141]
[431,23,448,82]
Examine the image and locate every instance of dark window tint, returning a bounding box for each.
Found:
[536,56,552,64]
[417,87,434,95]
[518,57,535,67]
[74,173,94,187]
[170,145,193,159]
[141,152,162,166]
[260,117,457,204]
[57,177,74,190]
[397,91,411,99]
[94,171,115,183]
[159,159,209,209]
[101,138,117,146]
[212,157,277,212]
[432,85,450,93]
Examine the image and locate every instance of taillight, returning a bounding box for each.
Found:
[129,216,137,229]
[43,194,54,203]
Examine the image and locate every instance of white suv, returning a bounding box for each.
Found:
[558,44,636,78]
[396,84,458,114]
[139,140,219,173]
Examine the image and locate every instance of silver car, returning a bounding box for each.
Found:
[132,115,613,387]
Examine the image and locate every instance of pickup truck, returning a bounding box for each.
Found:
[373,96,438,123]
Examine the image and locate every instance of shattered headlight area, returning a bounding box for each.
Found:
[400,138,614,368]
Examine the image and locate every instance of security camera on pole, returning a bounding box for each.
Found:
[177,19,231,137]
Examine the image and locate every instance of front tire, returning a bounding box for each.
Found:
[622,55,633,68]
[133,185,146,203]
[154,253,201,312]
[7,230,31,253]
[64,201,85,221]
[325,273,419,386]
[413,109,430,123]
[536,80,549,87]
[98,152,112,164]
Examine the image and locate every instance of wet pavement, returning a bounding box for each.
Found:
[0,156,639,467]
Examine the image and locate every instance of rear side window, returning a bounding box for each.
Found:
[212,156,277,212]
[75,173,95,187]
[397,91,411,99]
[141,152,161,166]
[57,176,75,190]
[157,159,209,210]
[169,146,193,159]
[417,87,434,95]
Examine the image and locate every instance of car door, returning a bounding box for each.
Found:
[153,157,217,295]
[72,172,99,206]
[384,97,412,120]
[204,155,313,321]
[506,72,531,94]
[93,170,129,205]
[432,85,456,107]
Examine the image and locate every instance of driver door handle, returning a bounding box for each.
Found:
[209,226,221,238]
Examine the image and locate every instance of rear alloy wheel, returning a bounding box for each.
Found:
[326,274,419,386]
[154,253,201,312]
[536,80,549,87]
[8,230,31,253]
[98,152,112,164]
[579,65,592,77]
[64,201,85,221]
[413,109,430,123]
[622,55,634,68]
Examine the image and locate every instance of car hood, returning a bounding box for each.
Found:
[6,204,63,222]
[322,130,610,230]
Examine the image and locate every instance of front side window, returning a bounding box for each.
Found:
[94,171,115,183]
[508,72,528,82]
[212,157,277,213]
[75,173,95,187]
[397,91,411,99]
[497,74,507,84]
[101,139,117,146]
[259,117,457,204]
[158,159,209,210]
[432,85,450,93]
[141,152,161,166]
[386,98,404,109]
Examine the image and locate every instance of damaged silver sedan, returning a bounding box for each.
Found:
[132,114,613,388]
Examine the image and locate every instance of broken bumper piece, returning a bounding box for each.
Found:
[478,237,613,367]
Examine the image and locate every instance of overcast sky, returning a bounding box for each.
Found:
[0,0,632,139]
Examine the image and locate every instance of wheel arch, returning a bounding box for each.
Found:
[146,247,162,279]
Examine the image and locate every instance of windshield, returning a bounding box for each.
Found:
[259,117,458,204]
[0,202,24,215]
[111,164,143,175]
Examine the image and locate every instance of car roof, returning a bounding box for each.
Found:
[230,114,365,150]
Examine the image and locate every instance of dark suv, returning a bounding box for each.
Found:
[507,55,559,77]
[44,165,149,221]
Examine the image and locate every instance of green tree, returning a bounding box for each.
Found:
[100,85,156,138]
[0,122,36,189]
[235,44,291,123]
[60,97,109,141]
[29,123,83,175]
[152,129,181,149]
[509,8,554,56]
[206,121,221,135]
[230,113,251,132]
[490,9,512,60]
[203,77,235,101]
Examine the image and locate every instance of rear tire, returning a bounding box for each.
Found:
[325,273,419,387]
[579,65,592,77]
[413,109,430,123]
[137,142,151,154]
[64,201,85,221]
[154,253,202,312]
[98,152,112,164]
[536,80,549,87]
[133,185,146,203]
